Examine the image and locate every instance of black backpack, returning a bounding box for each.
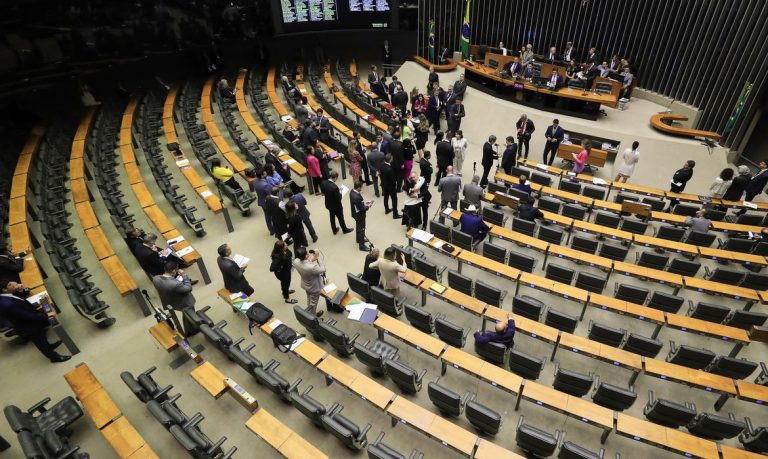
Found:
[271,324,301,352]
[246,303,273,335]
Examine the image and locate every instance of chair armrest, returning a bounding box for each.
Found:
[182,412,204,430]
[597,448,605,459]
[416,369,427,382]
[350,333,360,345]
[218,446,237,459]
[517,414,525,429]
[686,299,695,315]
[759,361,768,377]
[327,319,338,326]
[142,365,158,377]
[57,445,83,459]
[205,436,227,455]
[27,397,51,414]
[373,431,386,445]
[287,378,302,393]
[152,385,173,401]
[167,393,182,405]
[647,389,655,404]
[717,237,725,248]
[668,340,677,353]
[435,313,445,320]
[358,423,372,440]
[232,337,244,347]
[704,266,712,278]
[460,390,473,407]
[462,327,472,339]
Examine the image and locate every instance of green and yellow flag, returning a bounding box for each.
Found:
[428,19,435,62]
[723,82,752,137]
[460,0,471,58]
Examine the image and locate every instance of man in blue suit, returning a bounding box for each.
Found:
[459,205,490,242]
[426,86,444,134]
[474,315,516,348]
[542,118,565,165]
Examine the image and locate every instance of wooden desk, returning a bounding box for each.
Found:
[736,380,768,405]
[316,355,359,388]
[386,396,436,434]
[127,444,159,459]
[148,321,183,351]
[131,182,155,208]
[190,361,228,398]
[349,374,395,410]
[374,313,447,357]
[643,358,737,396]
[76,202,100,230]
[720,444,767,459]
[124,161,143,185]
[292,339,327,366]
[650,113,722,141]
[413,55,458,71]
[64,364,102,399]
[85,227,115,260]
[100,256,138,295]
[9,197,26,225]
[245,409,329,459]
[80,388,121,429]
[144,205,174,234]
[71,178,89,203]
[101,416,147,458]
[682,276,758,301]
[9,223,32,253]
[557,143,608,168]
[70,157,85,180]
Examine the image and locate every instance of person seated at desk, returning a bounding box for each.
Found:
[495,41,509,56]
[459,205,490,242]
[503,57,523,77]
[281,75,301,103]
[211,158,243,191]
[620,67,634,98]
[282,123,299,144]
[518,196,544,222]
[597,61,611,78]
[474,315,516,348]
[0,245,25,283]
[747,227,768,240]
[545,69,563,89]
[522,63,536,80]
[512,175,532,194]
[685,209,713,233]
[134,233,197,281]
[609,54,622,72]
[522,44,534,66]
[546,46,558,61]
[566,59,580,79]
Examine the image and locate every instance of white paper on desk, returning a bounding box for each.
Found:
[284,158,297,165]
[175,158,190,167]
[411,229,434,243]
[536,163,549,170]
[289,337,305,350]
[233,254,250,268]
[200,190,213,198]
[167,235,185,245]
[339,184,350,197]
[267,319,282,330]
[433,241,445,249]
[236,301,254,312]
[347,304,378,321]
[299,88,307,93]
[262,140,276,147]
[175,246,195,257]
[749,231,755,239]
[323,283,337,293]
[567,172,576,176]
[601,142,612,150]
[229,291,245,300]
[743,201,758,209]
[27,291,48,305]
[280,116,293,122]
[161,247,174,257]
[442,207,453,216]
[592,177,607,185]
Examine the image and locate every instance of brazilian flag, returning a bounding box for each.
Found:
[460,0,471,59]
[723,82,752,137]
[428,20,435,62]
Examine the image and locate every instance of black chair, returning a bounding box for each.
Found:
[642,197,665,211]
[465,398,502,436]
[614,283,648,305]
[508,251,537,273]
[483,207,506,226]
[553,364,594,397]
[227,338,263,373]
[666,258,701,276]
[434,314,470,348]
[294,305,324,341]
[404,304,435,334]
[370,286,404,317]
[474,340,510,365]
[545,308,578,333]
[452,229,477,251]
[447,269,473,296]
[739,417,768,453]
[598,242,628,262]
[320,403,371,450]
[509,187,532,202]
[545,263,575,285]
[754,362,767,385]
[688,300,731,323]
[740,272,768,290]
[482,242,507,264]
[427,377,472,417]
[704,208,727,221]
[558,441,605,459]
[684,230,717,247]
[319,319,359,357]
[16,429,89,459]
[583,186,605,200]
[643,390,697,428]
[512,295,545,321]
[474,280,505,307]
[538,225,565,244]
[591,377,637,411]
[655,225,686,242]
[121,366,170,403]
[620,218,648,235]
[719,237,756,253]
[287,379,327,427]
[508,349,545,380]
[531,172,552,186]
[413,257,446,282]
[666,341,716,370]
[512,217,537,237]
[672,203,700,217]
[487,182,508,196]
[587,321,626,347]
[574,272,607,293]
[646,291,684,313]
[725,310,768,330]
[253,360,291,402]
[705,356,758,380]
[594,211,620,229]
[367,431,423,459]
[563,203,588,220]
[515,415,561,458]
[621,333,663,358]
[752,241,768,257]
[354,340,399,376]
[4,397,84,437]
[687,412,745,441]
[383,359,427,394]
[735,213,764,225]
[539,197,562,214]
[559,180,582,194]
[429,220,452,242]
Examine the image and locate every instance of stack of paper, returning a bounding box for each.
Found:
[200,190,214,198]
[176,246,195,257]
[233,254,250,268]
[323,283,337,293]
[411,229,434,243]
[175,158,190,167]
[536,163,549,170]
[744,201,758,209]
[339,184,350,197]
[346,303,378,324]
[592,177,608,185]
[442,207,453,215]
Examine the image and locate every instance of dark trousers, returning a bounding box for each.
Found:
[518,137,530,158]
[737,191,759,214]
[29,331,59,360]
[275,269,291,299]
[302,216,318,240]
[354,214,367,245]
[394,166,404,191]
[311,177,322,194]
[480,164,492,187]
[543,142,559,165]
[329,208,350,232]
[383,189,398,214]
[421,201,430,228]
[362,160,371,184]
[428,114,440,134]
[371,171,381,197]
[434,166,447,186]
[170,307,199,337]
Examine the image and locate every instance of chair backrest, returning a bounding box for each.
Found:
[598,242,628,261]
[673,203,700,216]
[367,432,417,459]
[347,273,371,300]
[644,395,697,428]
[487,182,508,195]
[319,321,355,356]
[725,310,768,330]
[621,333,663,358]
[687,413,746,441]
[656,225,686,242]
[706,356,758,380]
[474,340,509,365]
[684,230,717,247]
[751,241,768,257]
[508,187,531,202]
[736,213,764,225]
[482,241,507,264]
[413,257,440,281]
[516,418,559,457]
[559,180,582,194]
[592,382,637,411]
[588,321,625,347]
[530,172,551,186]
[667,343,716,370]
[562,203,587,220]
[482,207,505,226]
[642,197,666,211]
[594,211,620,228]
[538,197,562,213]
[615,283,649,304]
[740,272,768,290]
[512,295,545,321]
[451,229,474,250]
[704,208,727,221]
[508,349,545,380]
[370,286,402,317]
[545,263,575,285]
[289,384,327,427]
[553,366,593,397]
[427,381,464,417]
[637,251,669,270]
[689,301,731,323]
[538,225,564,245]
[383,359,423,394]
[474,280,503,307]
[582,186,606,200]
[447,269,473,296]
[574,272,607,293]
[545,308,578,333]
[294,305,323,340]
[354,342,389,375]
[434,317,469,348]
[507,251,537,273]
[722,238,756,253]
[614,193,634,204]
[430,220,452,242]
[571,234,598,254]
[512,217,537,237]
[620,218,648,235]
[321,405,369,450]
[666,258,701,276]
[646,291,684,313]
[465,400,502,436]
[404,304,434,335]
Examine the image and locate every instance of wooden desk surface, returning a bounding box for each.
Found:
[697,246,766,266]
[10,174,26,199]
[101,416,147,458]
[190,361,228,399]
[14,154,32,176]
[427,415,480,456]
[292,339,327,366]
[348,374,395,410]
[9,197,26,225]
[664,312,749,343]
[70,177,89,203]
[616,413,668,448]
[131,182,155,208]
[374,313,446,357]
[246,409,330,458]
[64,364,102,399]
[100,256,138,295]
[124,161,143,185]
[565,393,615,429]
[19,257,44,289]
[81,388,121,429]
[76,202,100,230]
[474,439,524,459]
[9,223,32,253]
[643,358,737,395]
[663,425,719,458]
[85,226,115,260]
[317,355,359,388]
[144,205,175,234]
[683,276,758,300]
[148,321,182,351]
[650,113,722,142]
[735,380,768,404]
[127,444,160,459]
[612,261,684,287]
[521,380,569,411]
[441,346,487,376]
[386,396,435,432]
[720,444,767,459]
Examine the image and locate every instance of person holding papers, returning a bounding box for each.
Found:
[737,160,768,215]
[542,118,565,166]
[666,160,696,211]
[217,244,253,296]
[459,205,490,242]
[134,233,197,284]
[153,261,199,336]
[320,171,353,235]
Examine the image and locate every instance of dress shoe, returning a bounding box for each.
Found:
[288,289,295,294]
[315,310,324,318]
[342,228,353,234]
[51,340,63,349]
[385,209,391,214]
[332,228,339,235]
[50,354,71,363]
[190,279,199,286]
[393,213,401,219]
[312,236,319,243]
[375,194,381,198]
[365,182,373,186]
[359,244,371,252]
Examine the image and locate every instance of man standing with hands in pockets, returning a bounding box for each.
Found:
[542,119,564,166]
[350,180,373,252]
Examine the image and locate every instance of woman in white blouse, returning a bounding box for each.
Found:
[614,141,640,183]
[706,167,734,200]
[451,130,468,176]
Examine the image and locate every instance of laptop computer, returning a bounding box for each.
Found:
[330,287,349,309]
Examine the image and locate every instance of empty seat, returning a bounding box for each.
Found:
[545,263,575,285]
[571,235,598,255]
[4,397,84,437]
[642,197,666,211]
[614,283,649,305]
[465,399,502,436]
[673,203,700,217]
[482,207,506,226]
[705,356,758,380]
[574,272,607,293]
[404,304,435,334]
[666,341,716,370]
[666,258,701,277]
[704,208,727,221]
[545,308,578,333]
[538,224,564,244]
[482,242,507,264]
[539,197,562,214]
[598,242,629,261]
[512,217,537,237]
[354,340,399,376]
[515,415,560,457]
[367,431,423,459]
[688,301,731,323]
[739,417,768,453]
[451,229,477,251]
[474,280,505,307]
[620,218,648,235]
[474,340,510,365]
[287,379,327,427]
[434,315,470,348]
[553,364,594,397]
[509,187,531,202]
[487,182,508,196]
[559,180,582,194]
[530,172,551,186]
[227,338,263,373]
[655,225,687,242]
[508,349,545,380]
[447,269,473,296]
[644,390,697,428]
[320,403,371,450]
[582,186,606,200]
[294,305,324,341]
[591,378,637,411]
[427,377,471,417]
[370,286,404,317]
[512,295,544,321]
[684,230,717,247]
[429,220,451,242]
[507,251,537,273]
[719,237,756,253]
[253,360,291,402]
[687,412,745,440]
[413,257,445,282]
[646,291,684,313]
[563,203,588,220]
[594,211,620,229]
[740,272,768,290]
[752,241,768,257]
[725,310,768,330]
[735,213,764,225]
[319,319,359,357]
[621,333,663,358]
[588,321,626,347]
[121,366,169,403]
[383,359,426,394]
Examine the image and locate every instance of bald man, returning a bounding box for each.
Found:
[474,316,516,348]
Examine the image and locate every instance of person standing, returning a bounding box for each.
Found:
[434,132,454,186]
[516,114,535,159]
[286,201,309,248]
[348,140,364,184]
[251,169,274,232]
[413,115,430,158]
[542,119,564,166]
[270,241,297,304]
[571,139,590,175]
[667,160,696,211]
[453,73,467,99]
[320,171,353,235]
[153,261,199,337]
[501,136,518,174]
[480,135,498,187]
[367,143,384,198]
[389,131,405,192]
[402,138,416,184]
[463,175,484,209]
[383,40,393,76]
[266,187,288,240]
[438,166,462,210]
[217,244,253,296]
[451,130,468,176]
[419,150,433,185]
[285,190,318,243]
[368,248,407,296]
[722,166,751,203]
[426,87,443,134]
[380,154,400,218]
[0,280,70,362]
[350,181,373,251]
[293,247,326,316]
[427,66,439,93]
[305,148,323,196]
[353,132,372,185]
[740,160,768,207]
[316,109,331,143]
[706,168,735,200]
[614,141,640,183]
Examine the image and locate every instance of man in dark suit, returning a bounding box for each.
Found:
[516,115,535,159]
[434,131,454,186]
[368,64,388,100]
[419,151,433,185]
[217,244,253,295]
[320,171,353,234]
[561,41,575,62]
[522,63,536,80]
[480,135,498,187]
[426,87,443,134]
[388,76,399,95]
[315,108,331,143]
[125,227,146,254]
[0,245,24,283]
[265,187,288,239]
[380,154,400,218]
[350,181,372,251]
[153,261,198,336]
[367,143,384,198]
[250,169,274,233]
[443,85,457,121]
[501,136,518,174]
[301,122,319,148]
[542,119,565,165]
[585,47,597,64]
[503,57,523,77]
[388,131,405,191]
[447,98,466,134]
[383,40,392,76]
[0,280,69,362]
[546,46,557,61]
[391,84,408,116]
[285,190,318,243]
[134,234,166,277]
[453,73,467,99]
[738,160,768,214]
[546,70,563,89]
